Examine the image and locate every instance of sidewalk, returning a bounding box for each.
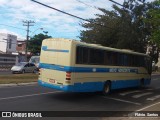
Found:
[0,82,37,87]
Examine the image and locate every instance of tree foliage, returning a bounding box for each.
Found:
[79,0,159,53]
[28,33,51,55]
[144,0,160,46]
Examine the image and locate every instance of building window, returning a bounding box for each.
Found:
[18,44,22,47]
[9,39,12,49]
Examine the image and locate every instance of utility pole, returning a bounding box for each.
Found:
[23,20,35,61]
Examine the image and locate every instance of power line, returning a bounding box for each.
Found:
[0,22,38,34]
[30,0,113,30]
[107,0,132,11]
[75,0,99,10]
[108,0,124,7]
[0,24,27,31]
[31,0,90,22]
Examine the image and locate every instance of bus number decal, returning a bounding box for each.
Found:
[109,68,117,72]
[109,68,131,73]
[118,68,130,73]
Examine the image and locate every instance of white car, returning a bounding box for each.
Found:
[11,62,37,74]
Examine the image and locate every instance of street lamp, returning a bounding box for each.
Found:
[30,28,43,37]
[43,31,48,35]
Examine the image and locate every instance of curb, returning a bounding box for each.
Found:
[0,82,37,87]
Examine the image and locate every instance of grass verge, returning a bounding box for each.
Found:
[0,73,38,84]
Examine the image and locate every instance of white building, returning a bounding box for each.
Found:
[0,33,17,54]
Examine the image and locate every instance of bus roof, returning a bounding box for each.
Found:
[44,38,148,57]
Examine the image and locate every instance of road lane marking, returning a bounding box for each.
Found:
[0,91,61,101]
[119,90,141,96]
[128,101,160,118]
[146,95,160,101]
[155,87,160,90]
[102,96,141,105]
[132,92,153,98]
[136,101,160,111]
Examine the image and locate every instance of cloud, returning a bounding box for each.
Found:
[0,0,155,39]
[1,0,112,26]
[0,29,25,39]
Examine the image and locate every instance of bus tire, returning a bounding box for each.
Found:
[103,81,111,95]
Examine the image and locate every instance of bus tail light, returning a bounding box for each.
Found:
[66,72,71,80]
[39,68,41,75]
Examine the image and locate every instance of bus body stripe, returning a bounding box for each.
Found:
[39,63,138,73]
[38,79,151,92]
[42,46,69,53]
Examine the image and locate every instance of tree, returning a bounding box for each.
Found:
[145,0,160,46]
[28,33,51,55]
[79,0,152,53]
[142,0,160,63]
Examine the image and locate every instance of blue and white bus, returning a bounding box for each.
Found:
[38,38,152,95]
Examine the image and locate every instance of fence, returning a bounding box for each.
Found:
[0,54,17,71]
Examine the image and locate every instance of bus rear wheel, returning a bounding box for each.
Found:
[103,81,111,95]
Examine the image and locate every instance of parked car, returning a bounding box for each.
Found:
[11,62,37,74]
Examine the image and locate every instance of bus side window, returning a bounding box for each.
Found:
[118,53,124,66]
[123,54,128,66]
[104,51,111,65]
[76,46,83,64]
[89,49,104,65]
[104,51,118,66]
[111,52,118,66]
[82,47,89,64]
[104,52,108,65]
[127,55,134,66]
[133,56,138,67]
[76,46,89,64]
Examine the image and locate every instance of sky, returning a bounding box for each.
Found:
[0,0,154,40]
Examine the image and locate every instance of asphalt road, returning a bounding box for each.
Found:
[0,75,160,120]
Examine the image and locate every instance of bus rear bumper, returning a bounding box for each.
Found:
[38,80,103,92]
